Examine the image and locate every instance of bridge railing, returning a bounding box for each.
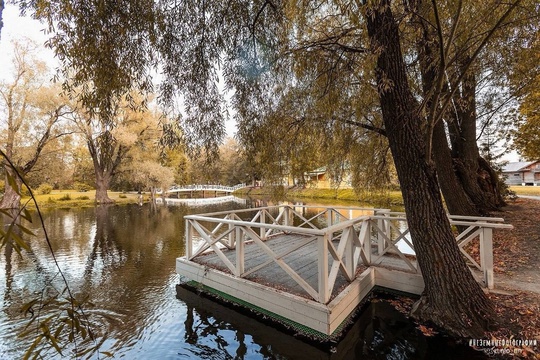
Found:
[167,183,247,193]
[183,205,512,303]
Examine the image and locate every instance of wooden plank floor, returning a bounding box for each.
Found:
[192,233,417,300]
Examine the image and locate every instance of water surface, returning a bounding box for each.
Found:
[0,200,486,359]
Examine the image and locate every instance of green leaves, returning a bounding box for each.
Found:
[19,290,121,359]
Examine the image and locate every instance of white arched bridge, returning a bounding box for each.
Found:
[162,183,247,194]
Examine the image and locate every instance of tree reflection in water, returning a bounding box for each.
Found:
[0,202,488,359]
[177,284,488,360]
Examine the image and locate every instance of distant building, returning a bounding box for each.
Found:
[304,166,353,189]
[502,161,540,186]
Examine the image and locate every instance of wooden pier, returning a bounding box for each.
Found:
[176,205,512,338]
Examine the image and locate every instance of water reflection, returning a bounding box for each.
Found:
[0,200,486,359]
[177,285,486,360]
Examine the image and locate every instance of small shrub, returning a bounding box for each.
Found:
[58,194,72,201]
[37,183,53,195]
[118,194,127,199]
[74,182,93,192]
[47,197,56,203]
[76,196,90,200]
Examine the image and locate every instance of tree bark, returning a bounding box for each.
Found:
[0,169,22,210]
[94,169,114,204]
[86,131,125,205]
[365,0,494,337]
[448,63,505,213]
[413,6,480,217]
[432,120,480,216]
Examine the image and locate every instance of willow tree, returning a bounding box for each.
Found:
[17,0,533,338]
[416,0,540,215]
[72,95,166,203]
[0,40,72,209]
[17,0,160,203]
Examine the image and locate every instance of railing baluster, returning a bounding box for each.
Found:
[377,216,385,255]
[345,226,354,278]
[227,214,234,248]
[361,219,371,265]
[260,210,266,240]
[318,233,329,303]
[235,226,244,276]
[327,209,333,227]
[480,227,494,289]
[186,219,193,259]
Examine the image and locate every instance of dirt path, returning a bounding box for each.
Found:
[483,198,540,357]
[492,198,540,294]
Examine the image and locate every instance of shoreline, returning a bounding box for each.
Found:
[18,186,539,210]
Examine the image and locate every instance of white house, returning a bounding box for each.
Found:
[502,161,540,186]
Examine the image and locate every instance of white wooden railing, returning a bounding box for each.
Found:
[165,183,247,193]
[370,211,513,289]
[156,195,248,206]
[183,205,512,303]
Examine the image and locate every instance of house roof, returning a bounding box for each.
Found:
[502,161,538,172]
[306,167,326,176]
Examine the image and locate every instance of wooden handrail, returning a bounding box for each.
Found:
[184,205,512,302]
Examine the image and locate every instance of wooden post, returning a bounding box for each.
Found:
[377,216,386,255]
[362,220,372,265]
[186,219,193,259]
[318,234,329,303]
[235,227,244,277]
[227,214,234,248]
[283,206,293,227]
[327,209,333,228]
[345,227,354,279]
[260,210,266,240]
[480,227,494,289]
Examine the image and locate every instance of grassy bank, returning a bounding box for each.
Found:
[22,190,141,210]
[237,185,540,206]
[235,186,405,207]
[23,186,533,210]
[510,186,540,196]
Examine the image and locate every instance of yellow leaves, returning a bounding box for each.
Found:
[112,124,138,146]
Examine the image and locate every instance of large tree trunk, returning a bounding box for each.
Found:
[365,0,494,337]
[432,121,480,216]
[94,169,114,204]
[448,63,505,213]
[87,135,121,205]
[414,7,480,217]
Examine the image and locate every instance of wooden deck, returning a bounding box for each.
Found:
[190,233,420,300]
[193,234,357,299]
[176,204,512,338]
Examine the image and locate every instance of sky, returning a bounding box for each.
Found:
[0,4,238,137]
[0,4,58,77]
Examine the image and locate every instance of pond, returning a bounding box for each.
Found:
[0,198,488,359]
